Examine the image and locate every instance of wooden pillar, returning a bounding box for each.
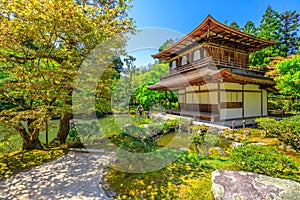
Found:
[164,90,167,108]
[242,85,245,118]
[217,80,221,119]
[267,91,269,116]
[261,89,263,116]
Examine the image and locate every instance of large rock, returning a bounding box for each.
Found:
[211,170,300,200]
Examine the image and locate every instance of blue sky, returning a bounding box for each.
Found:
[126,0,300,67]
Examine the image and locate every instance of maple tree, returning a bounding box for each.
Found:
[0,0,134,150]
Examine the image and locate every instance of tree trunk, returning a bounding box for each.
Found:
[51,113,72,146]
[23,137,43,150]
[14,122,43,150]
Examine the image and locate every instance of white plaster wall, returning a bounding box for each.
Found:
[186,93,193,103]
[193,86,200,91]
[178,95,185,103]
[209,92,218,104]
[194,93,200,104]
[224,83,242,90]
[244,84,260,91]
[178,89,185,94]
[186,86,199,92]
[186,86,194,92]
[200,92,209,104]
[220,91,226,102]
[244,92,261,117]
[224,92,243,102]
[220,108,243,120]
[200,83,218,91]
[263,90,268,115]
[237,92,242,102]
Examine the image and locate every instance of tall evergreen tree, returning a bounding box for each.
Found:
[250,5,283,66]
[229,22,240,31]
[242,21,257,36]
[279,10,300,55]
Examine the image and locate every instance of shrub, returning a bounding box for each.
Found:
[255,117,278,137]
[256,116,300,150]
[230,145,299,181]
[163,119,186,132]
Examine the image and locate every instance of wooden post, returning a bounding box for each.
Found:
[211,116,215,124]
[232,120,235,131]
[261,89,263,116]
[267,91,269,116]
[217,80,221,119]
[164,90,167,108]
[242,85,245,118]
[45,120,49,147]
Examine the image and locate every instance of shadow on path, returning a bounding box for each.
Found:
[0,151,114,200]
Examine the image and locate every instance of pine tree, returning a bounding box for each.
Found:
[250,5,283,66]
[229,22,240,31]
[279,10,300,55]
[242,21,257,36]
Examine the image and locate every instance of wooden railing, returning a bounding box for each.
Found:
[167,57,265,78]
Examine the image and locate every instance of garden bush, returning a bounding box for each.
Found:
[230,145,299,181]
[256,116,300,150]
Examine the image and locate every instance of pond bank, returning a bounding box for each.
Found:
[151,113,264,129]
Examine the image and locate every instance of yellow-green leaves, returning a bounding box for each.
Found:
[0,0,134,149]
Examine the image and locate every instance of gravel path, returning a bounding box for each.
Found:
[0,150,115,200]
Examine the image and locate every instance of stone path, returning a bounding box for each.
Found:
[0,150,115,200]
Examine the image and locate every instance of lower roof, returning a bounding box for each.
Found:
[147,61,276,91]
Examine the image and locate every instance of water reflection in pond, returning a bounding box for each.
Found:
[156,132,232,153]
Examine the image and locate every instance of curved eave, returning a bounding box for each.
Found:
[147,69,275,91]
[153,15,277,61]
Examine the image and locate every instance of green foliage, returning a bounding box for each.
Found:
[110,128,158,153]
[256,116,300,150]
[242,21,257,36]
[133,63,177,110]
[0,146,67,181]
[275,55,300,99]
[159,39,175,53]
[248,6,300,66]
[255,117,278,137]
[229,22,240,30]
[279,11,300,55]
[113,62,178,111]
[0,0,134,150]
[67,126,84,147]
[230,145,299,181]
[106,152,234,199]
[0,134,22,154]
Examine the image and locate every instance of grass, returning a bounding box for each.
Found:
[0,145,68,181]
[0,120,60,154]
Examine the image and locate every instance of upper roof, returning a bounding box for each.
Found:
[153,15,277,61]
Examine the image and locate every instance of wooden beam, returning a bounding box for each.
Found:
[261,89,263,116]
[242,84,245,118]
[218,80,221,119]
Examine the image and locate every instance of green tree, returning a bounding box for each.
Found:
[275,55,300,102]
[250,5,282,66]
[133,63,177,110]
[0,0,134,150]
[279,10,300,55]
[242,21,257,36]
[159,39,175,52]
[229,22,240,31]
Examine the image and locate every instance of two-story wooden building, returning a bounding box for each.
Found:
[147,15,276,121]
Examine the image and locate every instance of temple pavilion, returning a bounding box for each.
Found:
[147,15,276,121]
